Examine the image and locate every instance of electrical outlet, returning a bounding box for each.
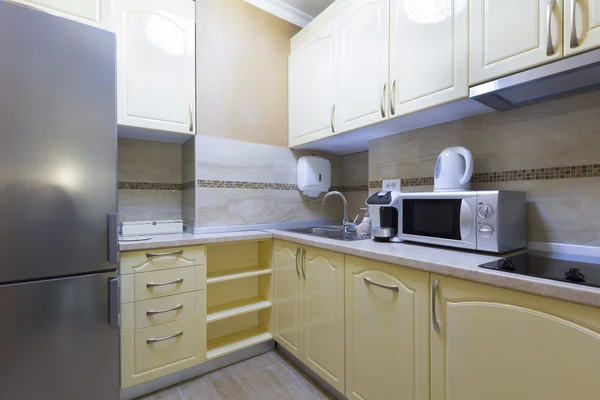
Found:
[382,179,401,192]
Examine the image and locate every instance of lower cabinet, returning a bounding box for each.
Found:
[430,274,600,400]
[274,241,346,394]
[345,256,430,400]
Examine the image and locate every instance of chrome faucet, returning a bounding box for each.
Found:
[322,191,355,233]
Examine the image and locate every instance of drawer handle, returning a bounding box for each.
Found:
[146,249,183,258]
[364,276,399,292]
[146,330,183,344]
[146,278,183,288]
[146,304,183,316]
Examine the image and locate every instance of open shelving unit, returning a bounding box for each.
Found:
[205,240,273,360]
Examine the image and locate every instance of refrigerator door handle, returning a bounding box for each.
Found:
[108,213,120,264]
[109,277,120,330]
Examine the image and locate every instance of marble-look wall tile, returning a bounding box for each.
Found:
[341,151,369,221]
[181,138,196,227]
[118,139,182,183]
[118,189,182,222]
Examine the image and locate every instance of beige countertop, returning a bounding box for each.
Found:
[120,229,600,308]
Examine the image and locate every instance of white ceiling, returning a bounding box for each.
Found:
[279,0,335,18]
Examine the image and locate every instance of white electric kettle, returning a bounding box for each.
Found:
[434,146,474,192]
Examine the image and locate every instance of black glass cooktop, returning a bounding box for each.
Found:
[480,252,600,289]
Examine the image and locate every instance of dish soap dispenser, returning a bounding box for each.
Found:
[355,208,372,236]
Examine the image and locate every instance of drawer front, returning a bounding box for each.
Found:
[121,274,134,304]
[133,318,197,374]
[134,267,195,301]
[121,245,206,275]
[134,292,195,329]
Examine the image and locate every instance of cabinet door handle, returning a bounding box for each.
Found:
[432,279,441,332]
[380,83,387,118]
[570,0,580,48]
[146,304,183,316]
[546,0,557,56]
[146,278,184,288]
[390,79,396,116]
[146,330,183,344]
[364,276,399,292]
[295,247,301,277]
[301,248,307,280]
[146,249,183,258]
[189,103,194,132]
[330,104,336,133]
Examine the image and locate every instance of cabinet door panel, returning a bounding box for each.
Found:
[390,0,468,116]
[565,0,600,55]
[470,0,563,85]
[337,0,389,132]
[302,247,345,393]
[274,242,303,359]
[431,275,600,400]
[11,0,110,26]
[114,0,195,134]
[289,21,337,146]
[345,256,429,400]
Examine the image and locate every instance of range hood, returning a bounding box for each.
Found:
[470,48,600,111]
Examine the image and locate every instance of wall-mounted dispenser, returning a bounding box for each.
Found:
[297,156,331,197]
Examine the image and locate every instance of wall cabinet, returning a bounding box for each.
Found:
[289,20,337,147]
[113,0,195,135]
[565,0,600,56]
[9,0,111,28]
[430,274,600,400]
[345,256,430,400]
[274,241,345,394]
[470,0,564,85]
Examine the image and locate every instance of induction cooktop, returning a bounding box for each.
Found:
[479,251,600,289]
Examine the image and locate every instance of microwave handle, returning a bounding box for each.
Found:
[460,199,473,239]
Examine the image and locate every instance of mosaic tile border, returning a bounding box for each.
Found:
[197,180,298,190]
[331,185,369,192]
[369,163,600,188]
[118,182,183,191]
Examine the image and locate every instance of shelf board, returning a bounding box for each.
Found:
[207,265,272,284]
[207,297,272,323]
[207,327,272,360]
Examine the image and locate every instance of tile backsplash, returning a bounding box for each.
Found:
[369,90,600,246]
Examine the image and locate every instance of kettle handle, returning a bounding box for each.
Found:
[453,146,474,185]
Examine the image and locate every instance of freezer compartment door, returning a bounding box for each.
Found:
[0,272,120,400]
[0,1,117,283]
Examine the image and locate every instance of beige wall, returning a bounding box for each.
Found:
[369,90,600,246]
[196,0,299,147]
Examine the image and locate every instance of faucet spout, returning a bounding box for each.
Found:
[322,191,352,232]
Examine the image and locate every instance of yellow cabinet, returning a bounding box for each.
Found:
[336,0,390,132]
[345,256,430,400]
[565,0,600,55]
[113,0,195,135]
[8,0,111,28]
[470,0,564,85]
[289,19,337,147]
[390,0,468,116]
[273,241,345,394]
[430,274,600,400]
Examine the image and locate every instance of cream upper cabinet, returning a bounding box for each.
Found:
[336,0,390,132]
[345,256,430,400]
[430,274,600,400]
[9,0,111,27]
[273,242,302,360]
[470,0,564,85]
[565,0,600,55]
[390,0,468,116]
[289,20,337,147]
[113,0,195,135]
[302,246,345,394]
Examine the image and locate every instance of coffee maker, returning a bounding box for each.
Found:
[366,191,401,242]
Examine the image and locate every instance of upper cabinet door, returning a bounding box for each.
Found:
[565,0,600,56]
[289,21,337,147]
[114,0,195,134]
[336,0,390,132]
[302,246,345,394]
[431,274,600,400]
[390,0,468,117]
[10,0,111,27]
[470,0,563,85]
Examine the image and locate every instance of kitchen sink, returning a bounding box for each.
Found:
[282,226,371,241]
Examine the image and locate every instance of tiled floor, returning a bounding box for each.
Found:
[138,350,335,400]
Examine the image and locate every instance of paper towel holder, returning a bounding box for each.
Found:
[297,156,331,198]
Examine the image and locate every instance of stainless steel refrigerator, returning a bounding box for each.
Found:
[0,1,120,399]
